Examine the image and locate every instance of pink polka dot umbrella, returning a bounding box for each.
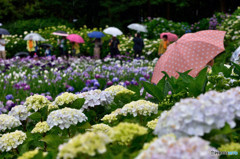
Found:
[160,32,178,42]
[67,34,85,43]
[151,30,226,84]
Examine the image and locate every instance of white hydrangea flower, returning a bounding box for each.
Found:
[147,118,159,130]
[78,90,113,110]
[0,130,27,152]
[88,123,112,135]
[99,90,114,105]
[136,135,218,159]
[47,108,88,129]
[57,132,111,158]
[104,85,135,96]
[53,92,78,106]
[31,121,50,133]
[154,87,240,138]
[24,95,50,112]
[101,109,122,123]
[121,100,158,117]
[8,105,31,121]
[0,114,22,131]
[48,103,59,111]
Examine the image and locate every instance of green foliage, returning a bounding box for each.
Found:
[3,18,73,35]
[143,17,191,39]
[143,68,208,103]
[218,7,240,63]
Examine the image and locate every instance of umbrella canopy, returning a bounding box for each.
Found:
[103,27,123,37]
[24,33,45,41]
[160,32,178,42]
[52,30,68,36]
[14,52,29,57]
[0,28,10,35]
[87,31,105,38]
[67,34,84,43]
[127,23,147,33]
[151,30,226,84]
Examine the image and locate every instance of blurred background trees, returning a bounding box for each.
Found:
[0,0,238,33]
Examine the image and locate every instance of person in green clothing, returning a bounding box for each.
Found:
[72,42,80,57]
[158,35,169,57]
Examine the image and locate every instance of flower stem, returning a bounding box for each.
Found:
[68,129,71,137]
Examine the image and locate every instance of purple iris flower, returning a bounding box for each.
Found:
[107,81,113,86]
[131,79,138,86]
[139,77,147,82]
[144,74,150,79]
[94,82,100,87]
[95,74,101,79]
[112,77,119,83]
[90,79,98,84]
[6,100,15,111]
[5,94,14,100]
[125,81,130,86]
[85,79,91,86]
[82,87,89,92]
[67,87,75,92]
[24,85,30,90]
[45,96,53,101]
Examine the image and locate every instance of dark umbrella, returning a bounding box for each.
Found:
[52,30,68,36]
[0,28,10,35]
[40,43,53,48]
[14,52,29,58]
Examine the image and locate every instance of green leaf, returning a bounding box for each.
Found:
[177,70,193,83]
[71,98,85,109]
[127,85,141,97]
[232,62,240,76]
[32,151,44,159]
[28,112,42,121]
[78,121,91,129]
[188,67,208,97]
[142,81,163,101]
[41,134,65,151]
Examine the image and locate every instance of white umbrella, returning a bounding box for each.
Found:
[127,23,147,33]
[103,27,123,37]
[24,33,45,41]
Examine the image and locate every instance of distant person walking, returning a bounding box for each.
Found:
[109,36,120,58]
[72,42,80,57]
[0,34,6,59]
[27,39,36,58]
[93,38,102,59]
[158,35,169,57]
[133,33,144,58]
[58,37,67,57]
[45,46,51,57]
